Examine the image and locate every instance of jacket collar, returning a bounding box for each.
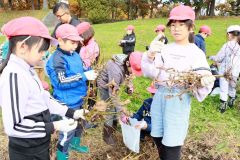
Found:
[9,54,31,71]
[57,47,73,56]
[196,34,205,41]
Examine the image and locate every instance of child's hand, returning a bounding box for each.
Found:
[147,50,157,61]
[73,109,89,120]
[53,119,77,132]
[126,86,134,95]
[201,75,216,87]
[121,40,126,43]
[120,114,129,124]
[135,120,147,130]
[84,70,98,80]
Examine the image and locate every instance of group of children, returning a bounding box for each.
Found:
[0,3,240,160]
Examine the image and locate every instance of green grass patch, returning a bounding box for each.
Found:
[93,17,240,60]
[0,10,50,27]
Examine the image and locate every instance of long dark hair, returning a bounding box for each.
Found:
[123,55,130,76]
[81,27,95,46]
[0,36,50,73]
[167,19,195,43]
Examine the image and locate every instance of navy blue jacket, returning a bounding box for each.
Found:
[120,33,136,55]
[132,98,152,132]
[46,47,87,109]
[194,34,206,54]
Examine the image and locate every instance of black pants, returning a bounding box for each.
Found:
[153,137,181,160]
[9,144,50,160]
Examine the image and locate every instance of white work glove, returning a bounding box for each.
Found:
[147,50,157,61]
[53,119,77,132]
[208,56,215,61]
[73,109,89,120]
[135,120,147,130]
[201,75,216,87]
[84,70,98,80]
[121,40,126,43]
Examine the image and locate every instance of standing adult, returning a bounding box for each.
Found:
[52,2,81,39]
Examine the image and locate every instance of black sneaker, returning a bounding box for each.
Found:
[220,101,227,113]
[228,97,236,108]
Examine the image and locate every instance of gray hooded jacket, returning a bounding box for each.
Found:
[97,54,128,92]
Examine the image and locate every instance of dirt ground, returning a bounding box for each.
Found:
[1,121,239,160]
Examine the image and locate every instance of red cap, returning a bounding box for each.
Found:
[147,83,157,94]
[1,17,57,44]
[56,24,82,41]
[168,5,195,21]
[155,24,166,32]
[76,22,91,35]
[126,25,135,31]
[199,25,211,35]
[129,51,143,76]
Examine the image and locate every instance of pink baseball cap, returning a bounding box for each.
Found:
[147,83,157,94]
[56,24,82,41]
[129,51,143,76]
[76,22,91,35]
[126,25,135,31]
[1,17,57,44]
[199,25,212,35]
[155,24,166,32]
[168,5,195,21]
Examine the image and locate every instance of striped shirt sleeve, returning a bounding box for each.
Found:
[1,73,49,138]
[42,91,74,118]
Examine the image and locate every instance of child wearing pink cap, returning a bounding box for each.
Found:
[97,52,142,145]
[46,24,98,159]
[0,17,87,160]
[119,25,136,55]
[147,24,168,52]
[194,25,212,54]
[153,24,168,44]
[76,22,100,113]
[141,5,215,160]
[76,22,100,69]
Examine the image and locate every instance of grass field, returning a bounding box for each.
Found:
[0,11,240,159]
[0,10,50,42]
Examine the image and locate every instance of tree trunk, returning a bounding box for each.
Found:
[206,1,210,16]
[209,0,215,16]
[43,0,48,9]
[0,0,3,8]
[127,0,130,20]
[8,0,12,9]
[195,7,201,18]
[149,1,153,18]
[37,0,41,9]
[135,6,138,19]
[31,0,35,10]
